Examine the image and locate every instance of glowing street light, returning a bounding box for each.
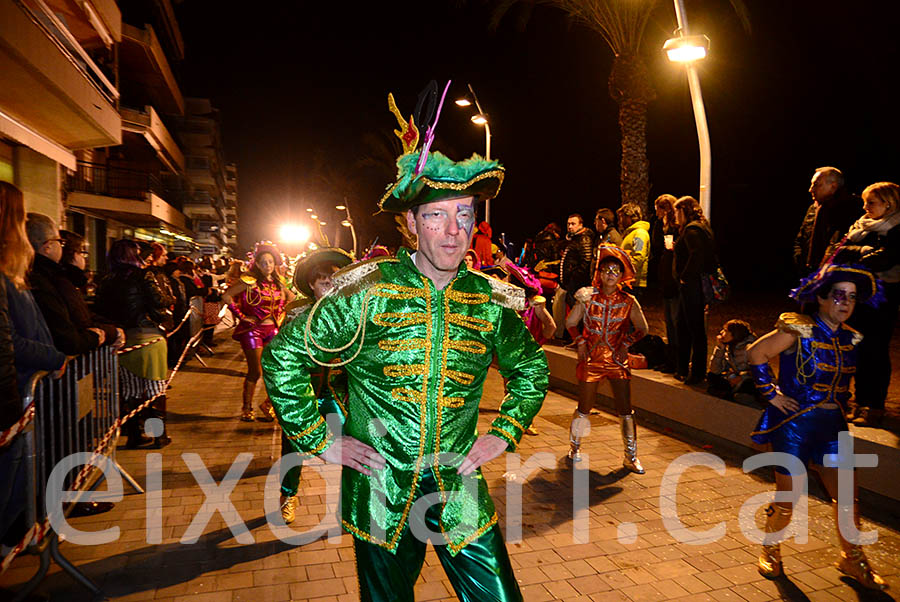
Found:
[455,83,493,225]
[336,201,357,258]
[279,223,310,244]
[310,214,318,220]
[305,207,313,212]
[663,35,709,62]
[664,0,712,221]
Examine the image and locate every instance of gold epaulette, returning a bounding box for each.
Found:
[331,256,396,297]
[841,323,864,346]
[776,312,814,338]
[240,273,256,286]
[285,297,313,319]
[469,271,526,311]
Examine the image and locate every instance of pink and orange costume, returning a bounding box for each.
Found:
[229,279,287,350]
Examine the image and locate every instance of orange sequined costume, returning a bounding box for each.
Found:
[575,287,643,382]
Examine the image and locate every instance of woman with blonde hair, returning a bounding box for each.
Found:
[1,182,66,547]
[835,181,900,426]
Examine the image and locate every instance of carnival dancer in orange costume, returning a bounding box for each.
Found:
[222,242,294,421]
[565,245,649,471]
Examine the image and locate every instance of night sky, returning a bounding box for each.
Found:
[175,0,899,292]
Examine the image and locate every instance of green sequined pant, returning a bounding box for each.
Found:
[353,468,521,602]
[281,402,345,497]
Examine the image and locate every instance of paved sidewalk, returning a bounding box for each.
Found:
[2,336,899,601]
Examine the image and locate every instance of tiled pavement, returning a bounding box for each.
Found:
[2,336,899,601]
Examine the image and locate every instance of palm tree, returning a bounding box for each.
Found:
[486,0,749,217]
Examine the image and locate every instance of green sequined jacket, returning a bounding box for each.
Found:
[261,248,549,555]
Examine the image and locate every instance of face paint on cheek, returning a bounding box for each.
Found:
[456,205,475,236]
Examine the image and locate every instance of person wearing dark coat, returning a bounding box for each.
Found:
[25,214,105,356]
[58,231,123,348]
[793,167,861,275]
[673,196,716,385]
[95,240,172,448]
[651,195,680,372]
[834,182,900,427]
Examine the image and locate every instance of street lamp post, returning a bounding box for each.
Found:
[665,0,712,221]
[336,201,357,258]
[456,83,493,225]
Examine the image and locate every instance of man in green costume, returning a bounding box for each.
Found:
[262,148,549,601]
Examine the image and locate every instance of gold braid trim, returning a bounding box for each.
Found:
[445,369,475,386]
[498,414,526,433]
[286,415,325,440]
[391,387,425,403]
[751,398,846,436]
[447,513,499,555]
[373,312,428,328]
[374,283,427,299]
[384,364,426,378]
[379,338,428,352]
[419,170,505,191]
[307,433,333,455]
[438,396,465,408]
[448,313,494,332]
[447,339,487,355]
[489,425,518,451]
[447,289,490,305]
[342,520,392,549]
[812,341,854,351]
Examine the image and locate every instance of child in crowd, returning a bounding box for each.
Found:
[707,319,757,401]
[565,245,649,472]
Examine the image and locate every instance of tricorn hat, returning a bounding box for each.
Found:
[292,247,354,297]
[790,263,883,306]
[378,151,504,214]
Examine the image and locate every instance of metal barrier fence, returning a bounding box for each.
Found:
[13,346,142,601]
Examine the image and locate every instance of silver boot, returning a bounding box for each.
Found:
[568,410,590,462]
[620,413,645,474]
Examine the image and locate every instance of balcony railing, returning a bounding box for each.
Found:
[67,161,183,211]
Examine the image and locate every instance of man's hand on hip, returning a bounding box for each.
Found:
[458,434,508,476]
[319,436,386,476]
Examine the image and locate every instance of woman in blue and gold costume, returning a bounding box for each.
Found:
[747,263,887,590]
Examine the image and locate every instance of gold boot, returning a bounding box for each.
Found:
[568,410,590,462]
[620,413,644,474]
[758,503,792,578]
[280,495,298,525]
[834,501,888,590]
[836,546,888,590]
[257,398,275,422]
[240,380,255,421]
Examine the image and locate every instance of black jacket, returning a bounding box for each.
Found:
[1,278,20,430]
[560,227,595,291]
[794,187,862,274]
[57,262,119,343]
[28,254,101,355]
[94,266,171,331]
[674,221,716,283]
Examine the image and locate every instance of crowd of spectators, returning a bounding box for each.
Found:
[1,181,233,552]
[507,167,899,428]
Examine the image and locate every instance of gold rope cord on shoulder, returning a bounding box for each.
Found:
[303,286,379,368]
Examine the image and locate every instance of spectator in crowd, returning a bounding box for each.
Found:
[673,196,716,385]
[57,230,124,351]
[95,239,171,448]
[835,181,900,427]
[0,182,66,551]
[594,208,623,246]
[651,194,679,373]
[617,203,650,296]
[472,220,493,267]
[793,166,861,275]
[528,222,562,302]
[706,319,757,401]
[554,214,594,341]
[163,261,189,367]
[25,214,106,355]
[224,259,244,287]
[145,243,176,331]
